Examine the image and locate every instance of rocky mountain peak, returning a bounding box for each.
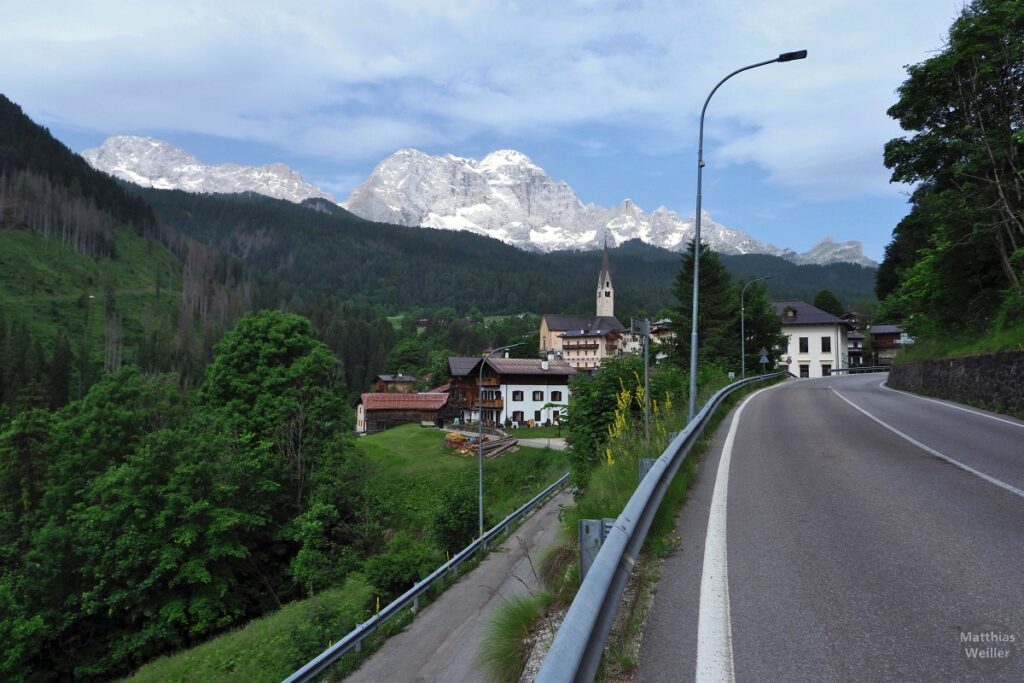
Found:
[82,135,335,203]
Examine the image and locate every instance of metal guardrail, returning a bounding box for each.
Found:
[536,372,786,683]
[283,470,570,683]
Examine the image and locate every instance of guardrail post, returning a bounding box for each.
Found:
[413,596,419,613]
[639,458,657,482]
[579,518,616,580]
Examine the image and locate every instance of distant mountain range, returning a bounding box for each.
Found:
[83,136,876,267]
[82,136,335,203]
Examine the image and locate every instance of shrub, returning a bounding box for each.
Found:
[430,483,478,553]
[364,532,444,601]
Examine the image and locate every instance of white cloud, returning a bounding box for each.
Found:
[2,0,962,200]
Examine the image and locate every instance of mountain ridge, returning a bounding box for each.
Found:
[82,135,335,204]
[82,136,876,267]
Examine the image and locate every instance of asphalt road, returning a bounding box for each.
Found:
[345,489,570,682]
[639,373,1024,682]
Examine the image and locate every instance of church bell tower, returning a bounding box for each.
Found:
[596,237,614,317]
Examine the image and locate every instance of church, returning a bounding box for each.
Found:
[538,243,636,370]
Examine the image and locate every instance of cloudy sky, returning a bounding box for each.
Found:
[3,1,963,259]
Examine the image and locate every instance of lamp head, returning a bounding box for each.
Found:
[778,50,808,62]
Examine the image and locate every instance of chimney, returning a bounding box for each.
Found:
[541,357,549,370]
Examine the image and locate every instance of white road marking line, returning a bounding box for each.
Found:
[878,380,1024,429]
[695,383,780,683]
[830,387,1024,500]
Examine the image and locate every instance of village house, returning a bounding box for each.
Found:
[868,324,910,366]
[847,330,865,366]
[355,392,449,435]
[539,242,638,370]
[773,300,852,378]
[446,355,575,427]
[373,373,418,393]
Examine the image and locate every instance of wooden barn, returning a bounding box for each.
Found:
[355,392,449,434]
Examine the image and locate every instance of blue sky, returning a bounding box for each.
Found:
[3,1,963,260]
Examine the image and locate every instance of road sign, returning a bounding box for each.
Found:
[759,346,768,356]
[759,353,769,365]
[785,356,792,365]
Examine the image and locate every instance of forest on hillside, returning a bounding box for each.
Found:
[875,0,1024,349]
[139,187,878,318]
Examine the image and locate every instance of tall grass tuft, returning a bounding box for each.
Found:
[476,593,553,683]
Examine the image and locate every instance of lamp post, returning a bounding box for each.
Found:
[687,49,807,422]
[741,275,772,379]
[478,343,522,538]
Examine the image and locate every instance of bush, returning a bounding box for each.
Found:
[430,483,478,553]
[364,532,444,601]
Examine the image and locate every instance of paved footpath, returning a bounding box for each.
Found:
[346,489,571,682]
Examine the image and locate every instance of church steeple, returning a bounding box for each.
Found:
[596,235,614,317]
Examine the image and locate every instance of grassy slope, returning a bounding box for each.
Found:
[359,424,569,531]
[0,226,181,354]
[122,425,568,682]
[124,576,374,683]
[894,321,1024,362]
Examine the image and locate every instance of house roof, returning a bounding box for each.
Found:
[448,356,481,377]
[849,331,865,340]
[486,357,577,377]
[869,324,902,334]
[359,393,449,411]
[376,373,417,383]
[543,314,625,333]
[447,356,576,378]
[561,328,622,339]
[773,300,849,327]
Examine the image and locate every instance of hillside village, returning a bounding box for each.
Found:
[355,244,909,433]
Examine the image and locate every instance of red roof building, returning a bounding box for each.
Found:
[356,392,449,434]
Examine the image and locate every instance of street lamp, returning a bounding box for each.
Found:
[741,275,772,379]
[687,49,807,422]
[478,342,522,538]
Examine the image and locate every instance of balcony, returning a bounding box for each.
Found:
[480,376,500,386]
[480,398,504,409]
[564,342,599,350]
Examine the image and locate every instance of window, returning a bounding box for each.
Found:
[512,390,524,401]
[532,390,543,401]
[821,337,831,353]
[822,364,832,377]
[799,364,810,378]
[512,410,524,422]
[534,410,542,422]
[799,337,809,353]
[551,390,563,402]
[553,410,560,422]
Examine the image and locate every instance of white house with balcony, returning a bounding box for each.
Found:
[773,300,852,378]
[447,356,575,427]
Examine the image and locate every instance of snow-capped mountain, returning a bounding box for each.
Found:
[82,136,335,203]
[81,137,875,266]
[343,148,876,266]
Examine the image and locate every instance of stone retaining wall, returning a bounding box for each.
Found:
[887,349,1024,415]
